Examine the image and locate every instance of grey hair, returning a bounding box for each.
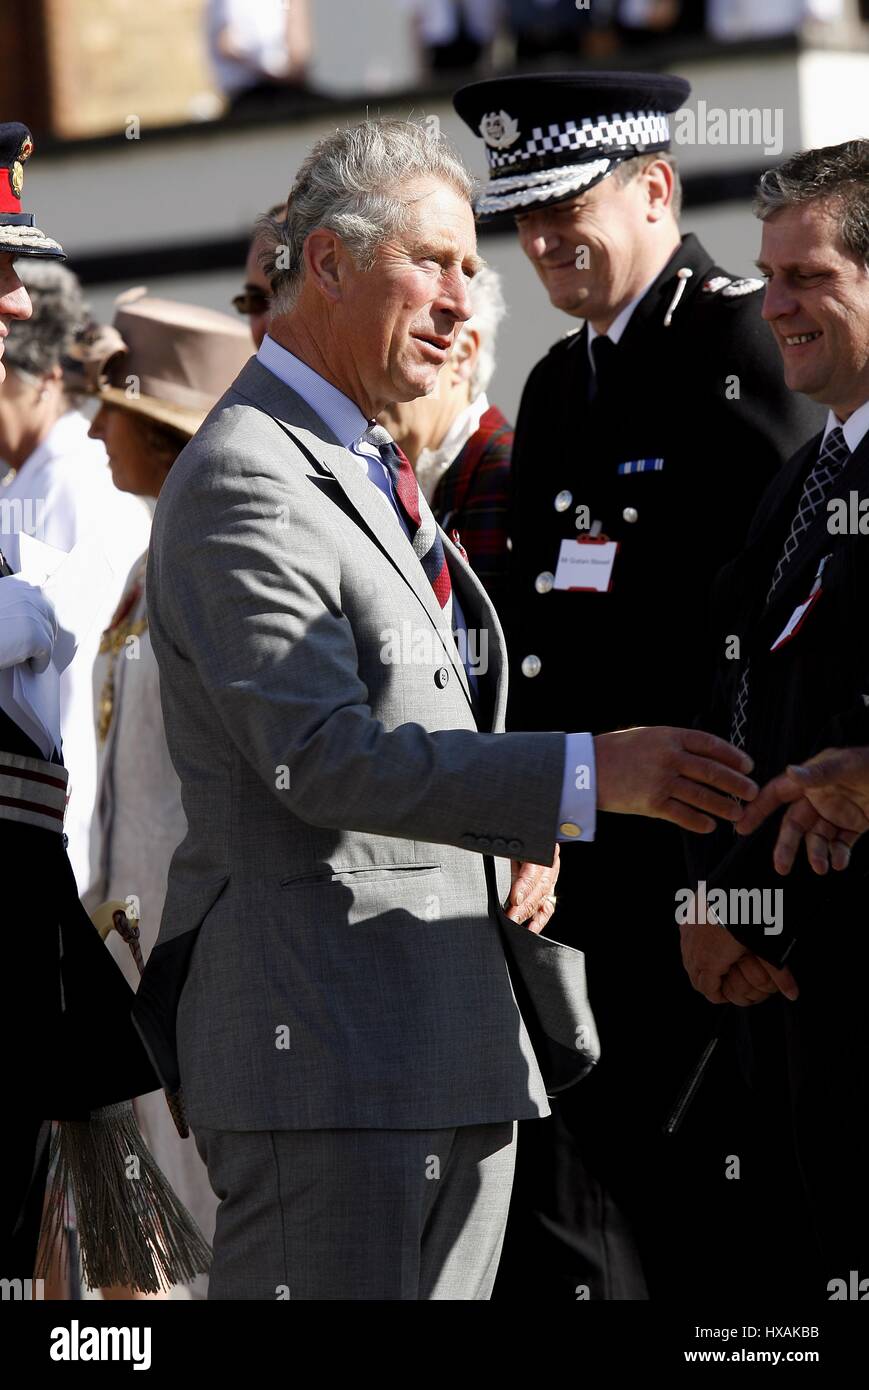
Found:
[610,151,682,222]
[754,140,869,268]
[256,119,475,314]
[4,260,89,385]
[456,264,506,400]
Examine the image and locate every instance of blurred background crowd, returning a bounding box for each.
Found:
[2,0,867,140]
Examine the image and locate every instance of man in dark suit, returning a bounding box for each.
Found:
[683,138,869,1292]
[453,71,826,1299]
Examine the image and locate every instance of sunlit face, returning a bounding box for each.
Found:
[88,402,178,498]
[514,170,654,322]
[758,199,869,418]
[0,253,32,384]
[335,177,481,410]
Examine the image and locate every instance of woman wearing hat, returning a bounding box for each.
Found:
[73,290,251,1299]
[0,123,212,1299]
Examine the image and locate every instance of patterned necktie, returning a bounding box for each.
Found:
[362,424,453,622]
[731,426,850,751]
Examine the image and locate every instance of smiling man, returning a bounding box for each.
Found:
[132,118,763,1300]
[683,138,869,1291]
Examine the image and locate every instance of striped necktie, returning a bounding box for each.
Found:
[362,424,453,623]
[731,426,851,751]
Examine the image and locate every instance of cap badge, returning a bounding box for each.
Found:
[479,110,520,150]
[9,134,32,201]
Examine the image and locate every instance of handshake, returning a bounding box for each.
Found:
[509,730,869,1008]
[591,726,869,872]
[599,730,869,1011]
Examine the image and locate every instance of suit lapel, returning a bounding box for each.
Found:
[232,360,476,714]
[441,526,506,732]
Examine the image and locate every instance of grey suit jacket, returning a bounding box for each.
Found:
[133,358,599,1131]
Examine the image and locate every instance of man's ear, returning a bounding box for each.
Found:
[303,228,343,301]
[452,328,479,384]
[644,158,675,223]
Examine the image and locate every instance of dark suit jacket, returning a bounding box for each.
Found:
[686,424,869,970]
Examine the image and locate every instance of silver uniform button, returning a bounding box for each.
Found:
[554,489,573,512]
[622,506,638,524]
[506,536,513,551]
[535,571,554,594]
[521,654,542,679]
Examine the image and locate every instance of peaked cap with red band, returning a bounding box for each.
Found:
[0,121,65,260]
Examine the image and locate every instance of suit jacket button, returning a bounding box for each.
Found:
[508,839,523,854]
[492,837,507,854]
[460,833,476,848]
[435,667,449,688]
[478,836,492,851]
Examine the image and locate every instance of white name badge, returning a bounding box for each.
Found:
[554,538,618,592]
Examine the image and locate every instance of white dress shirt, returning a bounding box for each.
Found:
[586,273,660,370]
[823,397,869,455]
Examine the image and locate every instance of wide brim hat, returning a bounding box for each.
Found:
[0,121,65,259]
[454,71,691,221]
[64,289,253,438]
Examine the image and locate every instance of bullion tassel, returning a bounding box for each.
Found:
[36,1101,211,1293]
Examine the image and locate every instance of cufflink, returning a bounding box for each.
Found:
[559,822,582,838]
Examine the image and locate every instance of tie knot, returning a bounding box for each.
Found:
[591,335,615,367]
[362,423,394,451]
[820,425,850,469]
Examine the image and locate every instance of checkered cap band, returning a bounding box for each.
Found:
[486,110,670,170]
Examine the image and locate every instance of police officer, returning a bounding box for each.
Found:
[0,123,208,1294]
[454,73,825,1299]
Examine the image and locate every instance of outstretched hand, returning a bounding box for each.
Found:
[735,747,869,875]
[594,726,757,833]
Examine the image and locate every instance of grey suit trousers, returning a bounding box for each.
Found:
[194,1121,517,1300]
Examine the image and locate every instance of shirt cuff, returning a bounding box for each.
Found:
[556,732,597,843]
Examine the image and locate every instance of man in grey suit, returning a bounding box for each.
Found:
[132,120,759,1300]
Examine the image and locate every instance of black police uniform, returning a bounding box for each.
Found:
[454,73,826,1299]
[499,235,825,1300]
